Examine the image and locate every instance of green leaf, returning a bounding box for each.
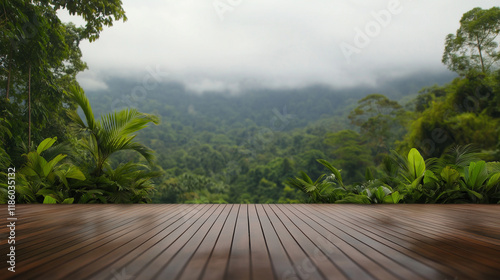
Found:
[335,194,371,204]
[317,159,344,187]
[374,186,389,203]
[362,188,372,197]
[486,173,500,189]
[424,170,439,184]
[408,148,425,180]
[42,154,67,177]
[20,166,38,177]
[65,167,86,181]
[43,196,57,204]
[384,191,402,204]
[37,137,57,154]
[465,188,483,201]
[440,166,460,184]
[465,161,488,189]
[298,171,313,184]
[61,198,74,204]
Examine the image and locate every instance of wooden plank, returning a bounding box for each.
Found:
[263,204,326,280]
[269,204,347,280]
[318,205,456,279]
[87,204,209,280]
[201,204,239,280]
[20,204,201,279]
[18,205,171,260]
[349,205,500,278]
[305,205,431,280]
[1,204,500,280]
[6,205,166,276]
[281,204,376,280]
[329,205,464,278]
[152,204,226,279]
[64,204,199,280]
[226,204,251,280]
[247,204,275,280]
[254,204,295,279]
[288,205,401,280]
[177,204,232,280]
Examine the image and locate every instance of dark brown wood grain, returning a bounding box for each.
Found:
[1,204,499,280]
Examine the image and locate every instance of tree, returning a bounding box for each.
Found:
[67,86,160,176]
[348,94,405,157]
[324,130,373,183]
[1,0,126,159]
[442,7,500,75]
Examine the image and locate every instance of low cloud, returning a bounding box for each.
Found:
[62,0,495,94]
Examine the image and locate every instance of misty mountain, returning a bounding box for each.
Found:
[85,70,456,131]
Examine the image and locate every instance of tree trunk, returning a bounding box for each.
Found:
[28,65,31,150]
[477,36,485,73]
[6,49,11,99]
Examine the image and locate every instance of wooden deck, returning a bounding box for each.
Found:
[1,204,500,280]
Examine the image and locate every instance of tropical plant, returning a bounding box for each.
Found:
[66,85,162,203]
[423,160,500,203]
[15,137,85,203]
[76,162,161,203]
[287,159,401,204]
[289,146,500,204]
[67,85,160,175]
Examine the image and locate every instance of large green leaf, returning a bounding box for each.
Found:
[43,154,67,177]
[20,166,38,177]
[408,148,426,180]
[465,161,488,190]
[486,173,500,190]
[65,166,86,181]
[384,191,402,204]
[374,186,391,203]
[43,196,57,204]
[37,137,57,154]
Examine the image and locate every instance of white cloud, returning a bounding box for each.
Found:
[76,70,109,91]
[58,0,497,93]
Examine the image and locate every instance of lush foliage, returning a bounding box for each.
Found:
[442,7,500,74]
[0,0,162,204]
[290,147,500,204]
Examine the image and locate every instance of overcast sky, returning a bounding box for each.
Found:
[59,0,497,93]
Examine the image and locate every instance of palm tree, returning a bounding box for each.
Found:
[67,85,160,176]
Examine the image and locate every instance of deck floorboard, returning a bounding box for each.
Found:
[1,204,499,280]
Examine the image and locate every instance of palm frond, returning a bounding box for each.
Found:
[443,144,481,168]
[119,142,156,164]
[66,85,97,131]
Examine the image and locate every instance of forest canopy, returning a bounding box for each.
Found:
[1,4,500,204]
